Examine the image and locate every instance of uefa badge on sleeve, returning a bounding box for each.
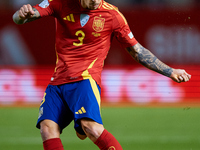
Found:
[128,32,134,39]
[39,0,50,8]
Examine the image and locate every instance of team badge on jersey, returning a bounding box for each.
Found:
[92,16,105,32]
[80,14,90,27]
[39,0,49,8]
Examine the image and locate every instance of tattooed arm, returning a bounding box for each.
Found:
[126,43,191,83]
[13,4,40,24]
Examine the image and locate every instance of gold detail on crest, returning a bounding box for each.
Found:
[92,16,105,32]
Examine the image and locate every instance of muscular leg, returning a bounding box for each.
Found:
[40,119,64,150]
[80,118,104,142]
[80,118,123,150]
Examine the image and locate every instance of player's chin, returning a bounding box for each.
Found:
[89,4,99,9]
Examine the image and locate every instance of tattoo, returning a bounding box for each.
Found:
[126,44,173,77]
[24,8,41,23]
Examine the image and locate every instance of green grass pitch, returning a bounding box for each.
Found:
[0,106,200,150]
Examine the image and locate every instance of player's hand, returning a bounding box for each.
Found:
[170,69,191,83]
[18,4,35,20]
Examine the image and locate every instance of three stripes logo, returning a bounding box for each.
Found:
[75,107,86,114]
[63,14,75,22]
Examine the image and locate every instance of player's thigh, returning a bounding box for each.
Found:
[65,79,103,135]
[36,85,74,133]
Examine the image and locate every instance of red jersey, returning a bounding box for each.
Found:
[34,0,138,86]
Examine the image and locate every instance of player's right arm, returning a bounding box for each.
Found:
[13,4,41,24]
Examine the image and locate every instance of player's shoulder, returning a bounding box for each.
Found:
[45,0,76,11]
[101,1,125,19]
[46,0,61,4]
[101,1,127,25]
[101,1,119,13]
[47,0,71,6]
[42,0,61,8]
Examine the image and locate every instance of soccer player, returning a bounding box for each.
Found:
[13,0,191,150]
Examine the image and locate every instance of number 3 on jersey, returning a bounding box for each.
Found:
[73,30,85,46]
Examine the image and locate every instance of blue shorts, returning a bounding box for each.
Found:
[36,79,102,135]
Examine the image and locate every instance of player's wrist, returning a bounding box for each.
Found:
[169,68,175,78]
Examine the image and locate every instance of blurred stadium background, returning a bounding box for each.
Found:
[0,0,200,149]
[1,0,200,106]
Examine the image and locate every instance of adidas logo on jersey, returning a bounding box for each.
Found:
[75,107,86,114]
[63,14,75,22]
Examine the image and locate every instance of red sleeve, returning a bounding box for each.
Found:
[33,0,60,17]
[112,9,138,48]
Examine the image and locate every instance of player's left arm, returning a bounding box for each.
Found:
[126,43,191,83]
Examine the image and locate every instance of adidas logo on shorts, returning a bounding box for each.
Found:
[75,107,86,114]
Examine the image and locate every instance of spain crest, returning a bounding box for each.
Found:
[92,16,105,32]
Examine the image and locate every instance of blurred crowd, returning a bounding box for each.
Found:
[0,0,199,10]
[107,0,197,6]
